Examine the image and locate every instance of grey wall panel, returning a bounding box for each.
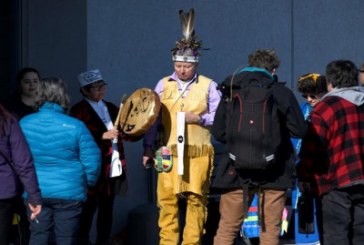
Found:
[87,0,294,101]
[293,0,364,96]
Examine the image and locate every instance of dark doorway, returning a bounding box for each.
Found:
[0,0,20,100]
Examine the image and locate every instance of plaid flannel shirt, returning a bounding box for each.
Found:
[299,95,364,196]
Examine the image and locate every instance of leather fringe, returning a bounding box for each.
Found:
[169,144,214,158]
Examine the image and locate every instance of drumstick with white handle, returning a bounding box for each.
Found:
[114,93,128,128]
[110,94,128,178]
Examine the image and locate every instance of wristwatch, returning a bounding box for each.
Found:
[198,115,203,125]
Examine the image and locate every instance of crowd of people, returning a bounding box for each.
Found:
[2,8,364,245]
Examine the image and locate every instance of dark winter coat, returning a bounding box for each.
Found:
[211,69,307,190]
[70,99,129,196]
[0,113,41,205]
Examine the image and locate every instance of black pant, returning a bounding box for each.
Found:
[321,185,364,245]
[0,198,16,245]
[0,196,29,245]
[14,197,30,245]
[79,192,115,245]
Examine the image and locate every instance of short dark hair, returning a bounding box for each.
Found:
[325,60,358,88]
[248,49,280,72]
[297,73,327,95]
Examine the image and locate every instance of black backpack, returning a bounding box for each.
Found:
[225,78,282,170]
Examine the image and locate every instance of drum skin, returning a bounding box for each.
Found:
[118,88,161,136]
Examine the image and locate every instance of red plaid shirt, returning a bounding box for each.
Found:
[299,94,364,196]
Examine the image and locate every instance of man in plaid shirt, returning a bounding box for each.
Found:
[299,60,364,245]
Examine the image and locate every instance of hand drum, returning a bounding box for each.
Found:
[118,88,161,136]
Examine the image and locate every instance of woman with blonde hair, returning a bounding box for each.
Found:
[20,77,101,245]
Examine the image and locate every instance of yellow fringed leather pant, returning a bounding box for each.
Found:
[158,191,207,245]
[157,154,213,245]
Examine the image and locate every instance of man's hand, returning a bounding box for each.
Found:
[298,182,311,193]
[143,156,154,169]
[102,128,119,140]
[28,203,42,221]
[184,111,200,124]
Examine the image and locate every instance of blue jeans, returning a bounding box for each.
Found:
[321,184,364,245]
[28,198,83,245]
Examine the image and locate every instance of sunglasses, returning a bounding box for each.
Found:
[90,82,107,91]
[302,94,319,100]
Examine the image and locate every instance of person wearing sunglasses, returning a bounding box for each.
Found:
[298,73,327,108]
[292,73,327,245]
[70,69,130,245]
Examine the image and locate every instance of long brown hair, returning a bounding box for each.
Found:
[14,67,41,97]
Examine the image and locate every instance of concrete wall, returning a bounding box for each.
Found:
[293,0,364,84]
[18,0,87,101]
[2,0,364,240]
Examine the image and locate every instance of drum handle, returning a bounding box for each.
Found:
[120,100,134,132]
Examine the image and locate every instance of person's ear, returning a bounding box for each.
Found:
[327,82,333,92]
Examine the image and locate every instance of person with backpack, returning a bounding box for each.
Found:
[211,49,307,245]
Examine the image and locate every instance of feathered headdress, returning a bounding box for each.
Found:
[172,8,202,63]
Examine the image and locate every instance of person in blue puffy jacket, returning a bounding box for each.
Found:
[20,77,101,245]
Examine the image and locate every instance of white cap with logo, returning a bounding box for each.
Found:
[78,69,103,87]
